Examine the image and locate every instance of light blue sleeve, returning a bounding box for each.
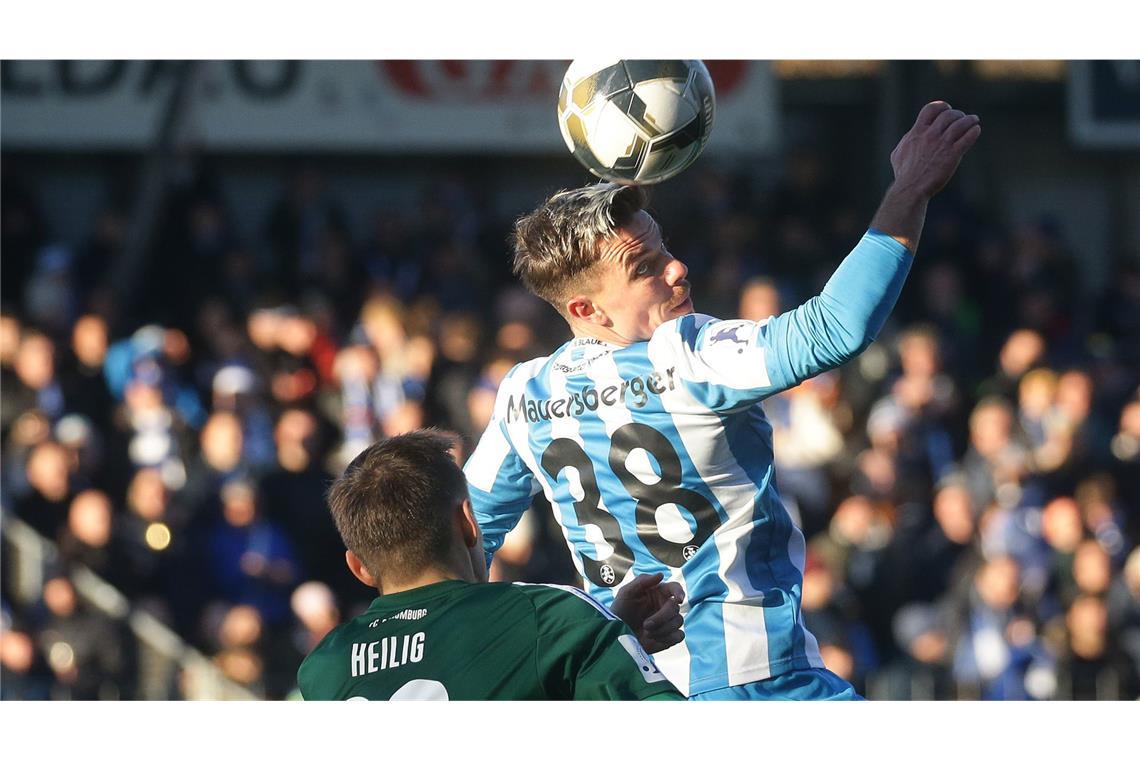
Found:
[462,378,539,569]
[666,229,912,412]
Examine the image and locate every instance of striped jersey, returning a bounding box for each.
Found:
[464,230,912,696]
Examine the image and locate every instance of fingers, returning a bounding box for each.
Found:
[944,113,980,143]
[931,106,966,134]
[954,122,982,152]
[644,628,685,653]
[661,581,685,605]
[618,572,663,596]
[642,595,682,632]
[916,101,950,126]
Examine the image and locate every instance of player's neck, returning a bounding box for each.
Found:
[570,321,633,347]
[377,564,476,596]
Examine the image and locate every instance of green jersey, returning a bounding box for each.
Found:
[297,579,683,700]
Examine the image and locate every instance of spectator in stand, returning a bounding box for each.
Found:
[115,467,179,603]
[15,441,75,539]
[883,602,955,700]
[289,581,341,657]
[1074,474,1130,563]
[947,555,1054,700]
[977,328,1046,403]
[800,550,876,692]
[205,602,290,699]
[356,294,429,437]
[892,477,983,606]
[1046,369,1107,488]
[269,309,322,411]
[426,312,483,441]
[207,479,300,627]
[57,314,115,432]
[1058,593,1135,699]
[1040,496,1086,606]
[9,330,65,426]
[1,409,53,508]
[810,495,897,654]
[35,575,132,700]
[211,365,276,473]
[737,276,782,323]
[960,397,1029,514]
[282,581,342,699]
[244,303,288,391]
[1017,368,1061,467]
[331,343,379,465]
[181,410,246,518]
[56,489,117,580]
[1071,539,1113,600]
[258,408,353,607]
[53,414,106,495]
[465,352,518,443]
[766,372,845,536]
[875,325,959,500]
[0,621,55,700]
[213,646,266,698]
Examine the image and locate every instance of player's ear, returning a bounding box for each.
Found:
[345,550,377,588]
[566,295,607,324]
[458,498,481,549]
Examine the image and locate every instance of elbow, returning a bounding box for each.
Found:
[833,323,876,363]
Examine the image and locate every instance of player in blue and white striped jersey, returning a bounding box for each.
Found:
[464,101,981,699]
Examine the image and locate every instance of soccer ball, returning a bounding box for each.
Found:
[557,60,716,185]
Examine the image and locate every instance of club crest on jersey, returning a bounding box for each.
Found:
[682,545,699,561]
[600,565,616,585]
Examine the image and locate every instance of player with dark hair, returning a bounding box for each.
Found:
[463,101,981,699]
[297,428,684,700]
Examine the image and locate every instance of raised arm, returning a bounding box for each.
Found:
[871,101,982,253]
[660,101,981,406]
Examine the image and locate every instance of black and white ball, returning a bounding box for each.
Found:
[557,59,716,185]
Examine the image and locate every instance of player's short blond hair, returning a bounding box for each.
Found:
[512,182,648,313]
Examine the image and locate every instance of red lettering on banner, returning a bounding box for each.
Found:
[704,61,747,94]
[380,60,749,101]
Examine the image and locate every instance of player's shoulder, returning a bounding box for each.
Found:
[510,582,619,621]
[502,350,562,386]
[654,312,719,339]
[652,312,776,352]
[645,312,722,355]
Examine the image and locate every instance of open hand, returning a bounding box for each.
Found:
[890,101,981,200]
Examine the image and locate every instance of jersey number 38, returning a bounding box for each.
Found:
[541,422,722,587]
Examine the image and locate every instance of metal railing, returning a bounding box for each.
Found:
[2,515,257,700]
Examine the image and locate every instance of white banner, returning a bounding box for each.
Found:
[0,60,778,153]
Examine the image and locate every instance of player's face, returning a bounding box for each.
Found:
[593,211,692,342]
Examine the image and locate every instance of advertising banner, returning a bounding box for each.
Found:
[1,60,779,153]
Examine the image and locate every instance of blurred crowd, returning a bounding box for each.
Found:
[2,152,1138,700]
